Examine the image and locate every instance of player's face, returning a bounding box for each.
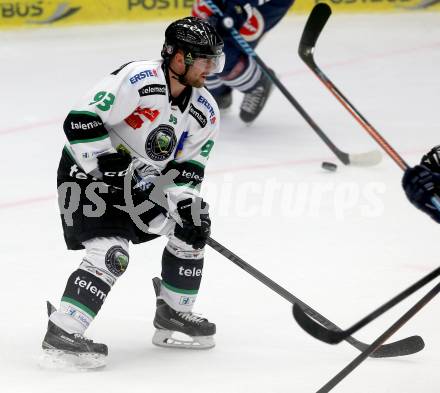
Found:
[171,51,224,88]
[184,59,217,88]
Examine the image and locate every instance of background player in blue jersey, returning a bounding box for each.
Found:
[193,0,295,123]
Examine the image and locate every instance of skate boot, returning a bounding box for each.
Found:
[152,277,216,350]
[239,70,274,123]
[40,301,108,369]
[213,88,233,111]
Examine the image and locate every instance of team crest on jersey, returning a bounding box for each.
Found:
[145,124,177,161]
[240,8,265,42]
[125,107,160,129]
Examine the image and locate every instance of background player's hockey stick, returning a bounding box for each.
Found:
[292,2,440,344]
[203,0,381,166]
[297,3,404,171]
[293,265,440,344]
[316,281,440,393]
[206,237,425,358]
[299,2,440,198]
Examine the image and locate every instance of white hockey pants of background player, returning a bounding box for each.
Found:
[49,231,205,335]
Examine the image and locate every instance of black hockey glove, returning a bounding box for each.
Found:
[208,0,252,32]
[97,151,132,190]
[402,165,440,223]
[174,197,211,249]
[98,152,168,220]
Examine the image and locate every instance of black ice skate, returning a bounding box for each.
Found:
[152,277,216,350]
[213,88,233,111]
[40,301,108,369]
[239,70,274,123]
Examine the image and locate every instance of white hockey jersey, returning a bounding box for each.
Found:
[63,60,219,214]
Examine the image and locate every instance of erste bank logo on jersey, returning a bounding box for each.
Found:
[130,69,158,84]
[197,95,216,124]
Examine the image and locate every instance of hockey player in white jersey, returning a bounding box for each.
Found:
[41,17,224,368]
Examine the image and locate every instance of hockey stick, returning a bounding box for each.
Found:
[316,281,440,393]
[293,2,440,344]
[203,0,381,166]
[299,2,440,201]
[293,265,440,344]
[298,3,403,170]
[206,237,425,358]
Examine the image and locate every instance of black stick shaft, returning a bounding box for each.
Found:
[252,56,349,164]
[343,266,440,337]
[207,237,310,305]
[316,282,440,393]
[206,237,420,357]
[207,237,351,331]
[203,0,350,165]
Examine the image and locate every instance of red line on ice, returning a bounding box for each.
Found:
[0,194,56,209]
[0,148,427,211]
[0,118,62,135]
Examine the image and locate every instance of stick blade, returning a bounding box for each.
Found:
[299,3,332,56]
[293,304,426,357]
[348,149,383,166]
[293,303,344,344]
[368,335,425,358]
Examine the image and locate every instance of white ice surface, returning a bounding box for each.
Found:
[1,12,440,393]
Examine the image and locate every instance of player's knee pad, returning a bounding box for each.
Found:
[59,237,129,330]
[80,236,130,286]
[160,244,204,312]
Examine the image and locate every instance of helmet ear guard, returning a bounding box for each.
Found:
[165,44,175,56]
[161,43,176,61]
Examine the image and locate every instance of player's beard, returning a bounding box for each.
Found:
[183,72,205,88]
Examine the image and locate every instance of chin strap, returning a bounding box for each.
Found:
[166,62,190,86]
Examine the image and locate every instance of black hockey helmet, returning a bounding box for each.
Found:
[421,145,440,172]
[162,17,224,79]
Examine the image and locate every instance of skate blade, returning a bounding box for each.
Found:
[152,329,215,350]
[39,349,107,370]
